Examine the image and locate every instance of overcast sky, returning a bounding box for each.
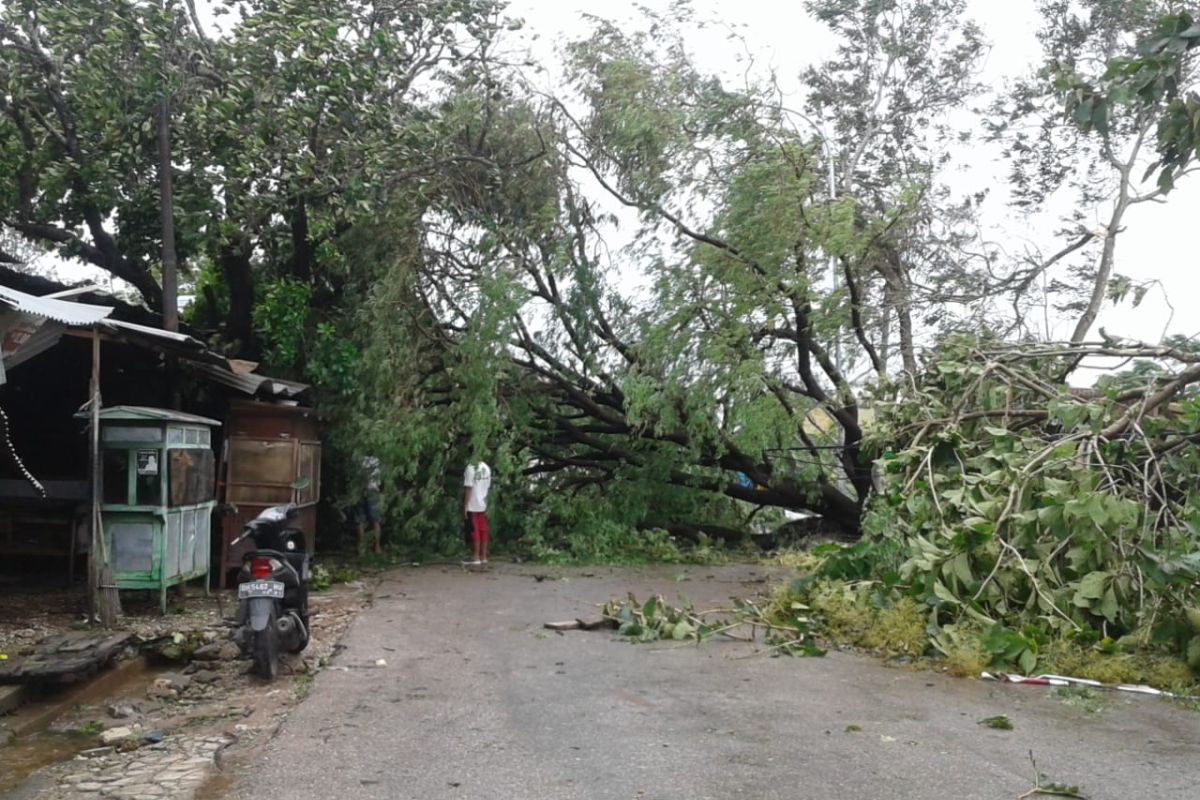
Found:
[505,0,1200,352]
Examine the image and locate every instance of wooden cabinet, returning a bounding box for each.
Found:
[218,400,320,586]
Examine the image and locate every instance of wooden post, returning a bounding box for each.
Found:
[89,331,120,627]
[158,94,177,333]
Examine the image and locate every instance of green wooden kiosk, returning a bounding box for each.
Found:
[82,406,219,612]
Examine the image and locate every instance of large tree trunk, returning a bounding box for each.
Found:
[289,197,313,283]
[218,238,257,358]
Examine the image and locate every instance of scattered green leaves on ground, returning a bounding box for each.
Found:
[310,564,358,592]
[1056,687,1107,714]
[979,714,1014,730]
[1018,751,1088,799]
[602,593,825,656]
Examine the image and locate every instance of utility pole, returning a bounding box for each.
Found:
[158,3,181,413]
[158,0,178,334]
[158,98,177,333]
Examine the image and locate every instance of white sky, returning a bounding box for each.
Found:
[39,0,1200,371]
[502,0,1200,383]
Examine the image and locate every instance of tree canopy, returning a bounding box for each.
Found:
[2,0,1199,567]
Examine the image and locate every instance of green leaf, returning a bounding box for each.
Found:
[1018,647,1037,675]
[1187,637,1200,669]
[951,552,975,587]
[1098,586,1120,622]
[1073,98,1094,126]
[979,714,1014,730]
[1158,168,1176,193]
[1075,571,1110,602]
[643,595,658,621]
[933,580,960,606]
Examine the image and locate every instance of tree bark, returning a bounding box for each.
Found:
[1070,126,1147,345]
[289,197,313,283]
[1070,196,1127,344]
[218,238,257,357]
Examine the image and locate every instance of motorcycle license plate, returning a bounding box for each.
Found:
[238,581,285,600]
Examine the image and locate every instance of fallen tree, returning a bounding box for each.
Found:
[808,336,1200,678]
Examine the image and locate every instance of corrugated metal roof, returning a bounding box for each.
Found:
[0,281,308,402]
[99,319,205,347]
[96,318,227,366]
[189,361,309,400]
[0,285,113,325]
[74,405,221,426]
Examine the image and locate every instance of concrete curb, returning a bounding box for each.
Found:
[0,682,27,715]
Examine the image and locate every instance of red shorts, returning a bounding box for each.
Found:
[469,512,489,547]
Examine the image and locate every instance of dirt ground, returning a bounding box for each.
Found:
[1,574,372,799]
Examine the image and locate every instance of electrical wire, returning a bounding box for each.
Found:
[0,403,46,498]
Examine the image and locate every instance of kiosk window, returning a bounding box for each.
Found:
[135,449,162,506]
[169,449,215,506]
[103,450,130,505]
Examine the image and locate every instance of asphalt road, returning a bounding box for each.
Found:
[224,564,1200,800]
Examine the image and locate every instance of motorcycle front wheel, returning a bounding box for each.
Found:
[252,621,280,680]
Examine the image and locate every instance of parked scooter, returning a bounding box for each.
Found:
[231,504,311,679]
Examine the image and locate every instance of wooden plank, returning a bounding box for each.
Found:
[544,620,581,631]
[543,618,617,632]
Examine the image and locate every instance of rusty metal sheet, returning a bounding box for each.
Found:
[0,285,112,326]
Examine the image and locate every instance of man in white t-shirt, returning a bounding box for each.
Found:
[462,461,492,566]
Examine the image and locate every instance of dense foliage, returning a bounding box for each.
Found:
[1,0,1199,624]
[802,339,1200,676]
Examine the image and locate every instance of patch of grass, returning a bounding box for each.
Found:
[790,583,927,658]
[1041,640,1195,694]
[943,635,989,678]
[1056,686,1106,714]
[77,720,104,736]
[293,671,315,701]
[844,724,862,733]
[979,714,1014,730]
[310,563,358,592]
[770,549,825,572]
[1173,695,1200,714]
[759,581,805,622]
[861,597,927,658]
[774,575,1197,692]
[807,581,874,642]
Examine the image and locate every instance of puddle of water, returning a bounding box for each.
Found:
[0,730,98,788]
[7,658,161,739]
[0,658,167,791]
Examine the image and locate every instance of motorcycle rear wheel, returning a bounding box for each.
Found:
[252,623,279,680]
